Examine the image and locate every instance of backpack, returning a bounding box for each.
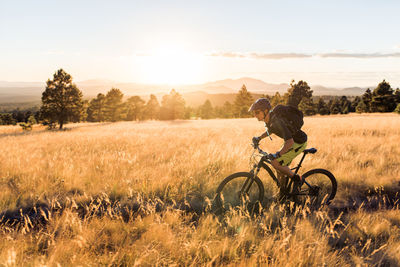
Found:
[270,105,304,133]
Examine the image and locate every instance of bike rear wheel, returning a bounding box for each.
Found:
[297,168,337,206]
[215,172,264,213]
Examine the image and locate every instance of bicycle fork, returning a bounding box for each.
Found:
[240,166,261,196]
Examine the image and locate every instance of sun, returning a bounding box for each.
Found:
[136,44,204,85]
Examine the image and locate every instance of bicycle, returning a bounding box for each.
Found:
[215,142,337,212]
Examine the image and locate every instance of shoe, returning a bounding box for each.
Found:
[291,174,302,195]
[290,175,303,204]
[276,175,288,203]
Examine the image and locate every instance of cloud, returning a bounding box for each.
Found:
[208,51,400,59]
[208,51,311,59]
[207,52,247,58]
[318,52,400,58]
[249,52,312,59]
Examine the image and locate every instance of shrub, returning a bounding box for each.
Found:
[395,103,400,114]
[19,122,32,131]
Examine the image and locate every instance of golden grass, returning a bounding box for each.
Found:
[1,113,400,265]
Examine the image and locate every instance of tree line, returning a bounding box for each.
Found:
[0,107,39,126]
[1,69,400,129]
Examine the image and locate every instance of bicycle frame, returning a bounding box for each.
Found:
[250,157,280,187]
[246,145,311,195]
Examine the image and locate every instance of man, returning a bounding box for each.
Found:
[249,98,307,194]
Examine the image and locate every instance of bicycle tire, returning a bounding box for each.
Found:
[297,168,337,206]
[215,172,264,212]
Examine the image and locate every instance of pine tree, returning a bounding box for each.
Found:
[104,88,124,122]
[145,94,160,120]
[184,106,194,119]
[370,80,396,112]
[298,97,315,116]
[0,113,16,125]
[316,98,329,115]
[270,92,285,107]
[394,89,400,104]
[87,93,106,122]
[234,84,253,117]
[286,80,313,108]
[329,98,341,114]
[362,88,372,112]
[350,96,361,112]
[199,99,214,119]
[222,101,234,118]
[160,89,186,120]
[125,96,145,121]
[40,69,84,129]
[356,100,368,113]
[339,96,351,114]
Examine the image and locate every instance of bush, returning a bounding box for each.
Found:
[395,103,400,114]
[19,122,32,131]
[41,120,57,129]
[28,115,37,125]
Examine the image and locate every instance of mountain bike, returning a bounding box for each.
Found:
[215,142,337,212]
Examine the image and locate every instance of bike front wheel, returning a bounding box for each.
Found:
[297,168,337,206]
[215,172,264,213]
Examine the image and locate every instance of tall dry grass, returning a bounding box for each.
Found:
[0,113,400,266]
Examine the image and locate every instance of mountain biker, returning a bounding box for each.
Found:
[249,98,307,194]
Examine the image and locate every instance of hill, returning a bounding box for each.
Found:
[0,77,368,105]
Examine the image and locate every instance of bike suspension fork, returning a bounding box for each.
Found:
[240,167,261,194]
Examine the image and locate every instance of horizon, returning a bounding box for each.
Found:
[1,1,400,89]
[1,76,393,90]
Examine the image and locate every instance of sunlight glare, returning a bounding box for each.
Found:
[136,44,204,85]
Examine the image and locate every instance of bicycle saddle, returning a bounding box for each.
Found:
[304,148,317,154]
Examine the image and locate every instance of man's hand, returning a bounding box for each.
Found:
[252,136,261,146]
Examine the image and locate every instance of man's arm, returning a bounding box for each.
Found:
[278,138,294,156]
[259,131,270,140]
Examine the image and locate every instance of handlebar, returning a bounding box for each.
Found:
[251,142,271,159]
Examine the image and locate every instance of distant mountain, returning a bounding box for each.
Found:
[202,77,288,93]
[0,81,44,87]
[310,85,367,96]
[181,91,269,107]
[340,87,367,95]
[182,77,289,94]
[76,78,369,96]
[0,77,369,104]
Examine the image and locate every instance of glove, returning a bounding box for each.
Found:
[252,136,261,146]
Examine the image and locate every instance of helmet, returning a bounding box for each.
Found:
[248,98,271,112]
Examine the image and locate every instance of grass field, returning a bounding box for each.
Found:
[1,113,400,266]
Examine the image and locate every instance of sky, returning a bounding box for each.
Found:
[1,0,400,88]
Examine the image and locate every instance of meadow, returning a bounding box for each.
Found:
[1,113,400,266]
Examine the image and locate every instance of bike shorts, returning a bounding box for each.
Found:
[276,141,307,166]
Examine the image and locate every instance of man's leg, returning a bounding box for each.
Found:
[273,142,307,202]
[270,144,306,199]
[277,172,289,202]
[271,141,307,182]
[272,161,302,203]
[271,160,301,188]
[270,160,294,177]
